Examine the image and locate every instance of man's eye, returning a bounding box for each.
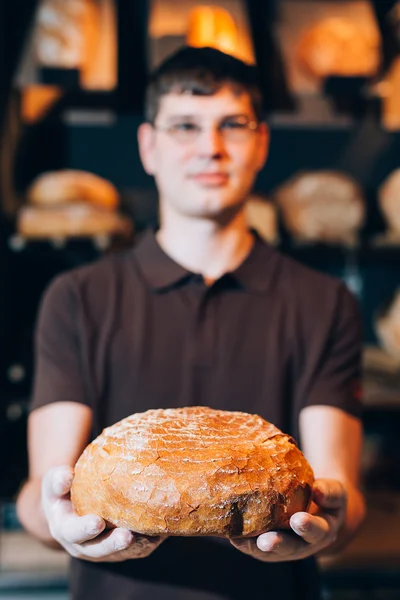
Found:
[173,123,198,132]
[221,121,247,130]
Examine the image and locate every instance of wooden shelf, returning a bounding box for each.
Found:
[0,531,68,575]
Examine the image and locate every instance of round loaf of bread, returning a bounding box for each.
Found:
[71,407,314,538]
[245,194,278,245]
[27,170,119,211]
[296,17,380,79]
[375,288,400,362]
[378,169,400,236]
[17,204,132,239]
[274,170,365,245]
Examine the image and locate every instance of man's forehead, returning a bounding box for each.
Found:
[157,86,254,119]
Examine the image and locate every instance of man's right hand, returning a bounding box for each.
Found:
[42,466,166,562]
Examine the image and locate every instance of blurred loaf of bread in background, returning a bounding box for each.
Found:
[274,170,365,245]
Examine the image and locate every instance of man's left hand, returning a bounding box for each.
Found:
[230,479,347,562]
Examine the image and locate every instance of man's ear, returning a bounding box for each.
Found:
[137,122,156,175]
[255,122,270,172]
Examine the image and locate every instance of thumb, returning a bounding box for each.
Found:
[312,479,347,510]
[42,466,74,504]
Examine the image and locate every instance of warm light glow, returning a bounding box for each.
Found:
[187,6,238,57]
[383,57,400,131]
[21,85,63,123]
[82,0,117,90]
[148,1,255,65]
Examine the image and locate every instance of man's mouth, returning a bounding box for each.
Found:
[189,173,229,186]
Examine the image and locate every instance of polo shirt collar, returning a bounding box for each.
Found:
[133,228,275,293]
[232,232,275,293]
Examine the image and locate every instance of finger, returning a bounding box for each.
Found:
[256,531,307,557]
[47,491,106,545]
[231,532,306,562]
[104,534,166,562]
[42,466,74,504]
[230,536,276,561]
[59,513,106,545]
[313,480,347,510]
[74,528,134,560]
[289,512,331,545]
[232,533,288,556]
[42,466,74,520]
[229,536,257,555]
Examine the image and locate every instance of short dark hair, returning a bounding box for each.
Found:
[144,46,264,123]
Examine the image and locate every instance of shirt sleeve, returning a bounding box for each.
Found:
[30,274,91,412]
[296,282,363,420]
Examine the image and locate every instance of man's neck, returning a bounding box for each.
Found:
[156,209,254,285]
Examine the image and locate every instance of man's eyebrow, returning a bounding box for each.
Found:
[166,114,197,121]
[165,113,253,121]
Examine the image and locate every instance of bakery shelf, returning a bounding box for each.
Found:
[8,233,114,253]
[61,108,117,127]
[38,67,80,88]
[363,388,400,411]
[0,529,68,577]
[363,374,400,411]
[7,231,135,254]
[280,239,400,260]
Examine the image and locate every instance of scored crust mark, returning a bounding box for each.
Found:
[269,492,286,527]
[70,407,315,537]
[227,498,246,538]
[187,503,201,515]
[226,493,258,538]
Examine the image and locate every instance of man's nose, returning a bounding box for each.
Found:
[196,127,225,156]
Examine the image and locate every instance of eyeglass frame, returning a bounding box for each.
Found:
[150,114,261,144]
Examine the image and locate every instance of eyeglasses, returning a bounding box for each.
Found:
[153,116,259,144]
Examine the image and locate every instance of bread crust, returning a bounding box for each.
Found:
[28,170,119,211]
[297,17,380,78]
[379,169,400,235]
[71,407,314,538]
[274,170,365,245]
[17,203,132,238]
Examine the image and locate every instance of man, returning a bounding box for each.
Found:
[17,46,366,600]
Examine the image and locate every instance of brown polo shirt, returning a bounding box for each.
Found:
[31,229,362,600]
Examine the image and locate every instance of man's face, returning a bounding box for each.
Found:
[138,86,269,220]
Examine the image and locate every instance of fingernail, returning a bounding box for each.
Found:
[257,540,271,552]
[291,515,303,529]
[87,519,102,535]
[257,535,273,552]
[315,482,328,497]
[116,531,133,549]
[54,474,72,495]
